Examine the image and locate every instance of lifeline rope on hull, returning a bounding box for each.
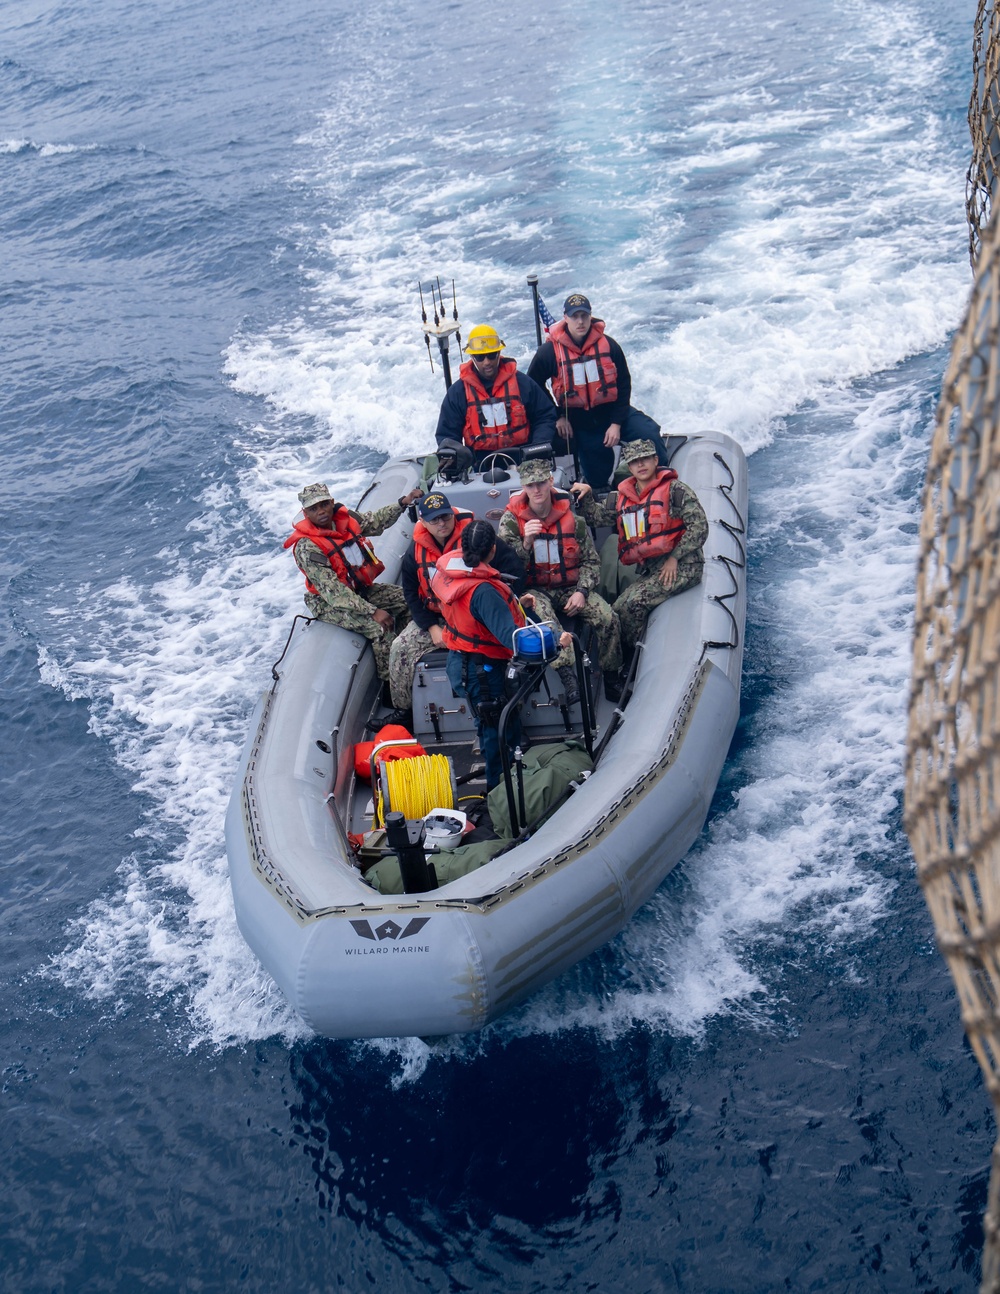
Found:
[907,7,1000,1287]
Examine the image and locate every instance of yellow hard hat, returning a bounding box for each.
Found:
[464,324,504,355]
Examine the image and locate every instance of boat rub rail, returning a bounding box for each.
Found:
[241,659,711,926]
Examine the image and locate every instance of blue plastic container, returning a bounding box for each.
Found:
[512,623,558,663]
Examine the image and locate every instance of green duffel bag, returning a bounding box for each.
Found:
[489,740,594,841]
[598,532,639,604]
[366,836,508,895]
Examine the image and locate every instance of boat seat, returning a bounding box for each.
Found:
[411,647,590,743]
[411,651,475,742]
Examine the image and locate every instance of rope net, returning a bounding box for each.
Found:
[906,6,1000,1284]
[906,199,1000,1291]
[969,0,1000,265]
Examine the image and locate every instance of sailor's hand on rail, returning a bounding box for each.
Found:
[564,590,586,615]
[399,486,425,507]
[372,608,394,632]
[556,416,573,439]
[658,555,679,589]
[569,482,592,502]
[558,631,573,649]
[429,624,445,647]
[603,423,621,448]
[523,518,544,541]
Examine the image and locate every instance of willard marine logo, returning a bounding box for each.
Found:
[350,917,429,942]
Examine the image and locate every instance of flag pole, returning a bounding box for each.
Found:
[527,274,542,348]
[528,274,582,481]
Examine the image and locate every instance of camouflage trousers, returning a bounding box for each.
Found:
[528,587,622,674]
[304,582,409,683]
[612,555,703,652]
[387,621,441,710]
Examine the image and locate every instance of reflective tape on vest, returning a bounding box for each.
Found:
[571,358,602,388]
[481,401,509,428]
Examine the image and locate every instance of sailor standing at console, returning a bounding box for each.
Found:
[435,324,558,464]
[431,520,570,790]
[527,293,669,486]
[284,481,423,686]
[498,457,623,703]
[385,492,526,726]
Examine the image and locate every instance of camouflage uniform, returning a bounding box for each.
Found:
[579,467,708,653]
[499,486,622,675]
[292,498,410,682]
[387,622,438,709]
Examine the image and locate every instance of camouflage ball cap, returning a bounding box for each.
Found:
[518,458,555,485]
[298,483,334,509]
[621,439,658,464]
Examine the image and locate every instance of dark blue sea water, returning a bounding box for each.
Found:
[1,0,989,1289]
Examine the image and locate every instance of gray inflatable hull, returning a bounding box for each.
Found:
[226,431,747,1038]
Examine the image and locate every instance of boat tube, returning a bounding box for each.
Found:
[225,430,747,1038]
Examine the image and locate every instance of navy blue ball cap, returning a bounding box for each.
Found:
[417,492,453,520]
[563,293,592,316]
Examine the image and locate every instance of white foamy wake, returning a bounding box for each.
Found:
[1,138,94,155]
[39,485,311,1043]
[368,377,935,1078]
[46,0,971,1063]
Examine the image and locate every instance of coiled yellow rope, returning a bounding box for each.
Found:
[375,754,454,826]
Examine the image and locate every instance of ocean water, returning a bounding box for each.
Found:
[0,0,990,1289]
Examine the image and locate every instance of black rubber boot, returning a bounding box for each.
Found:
[556,665,580,707]
[366,706,413,732]
[603,671,625,703]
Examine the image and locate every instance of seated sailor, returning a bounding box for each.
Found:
[498,456,622,704]
[386,491,526,725]
[526,292,670,486]
[572,439,708,662]
[284,481,422,685]
[435,324,558,464]
[431,520,570,791]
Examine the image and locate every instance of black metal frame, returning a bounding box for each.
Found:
[496,633,595,838]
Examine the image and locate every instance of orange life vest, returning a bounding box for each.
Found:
[460,358,531,453]
[506,490,581,589]
[353,724,426,782]
[548,318,618,411]
[430,550,526,660]
[283,508,386,593]
[411,510,474,613]
[616,469,686,567]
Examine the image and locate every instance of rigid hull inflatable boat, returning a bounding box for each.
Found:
[225,430,747,1038]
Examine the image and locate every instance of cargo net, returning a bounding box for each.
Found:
[969,0,1000,265]
[906,204,1000,1292]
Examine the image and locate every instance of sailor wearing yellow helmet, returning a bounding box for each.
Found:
[435,323,558,462]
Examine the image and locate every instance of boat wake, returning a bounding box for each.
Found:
[35,0,968,1063]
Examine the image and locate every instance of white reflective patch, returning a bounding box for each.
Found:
[341,542,365,566]
[571,359,600,385]
[620,510,647,542]
[482,401,508,428]
[533,538,561,565]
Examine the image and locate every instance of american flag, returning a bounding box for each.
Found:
[536,293,557,334]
